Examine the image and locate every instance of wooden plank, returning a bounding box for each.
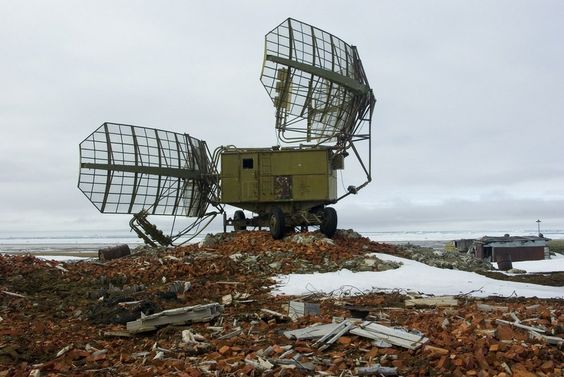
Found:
[260,308,289,321]
[216,327,243,340]
[356,322,427,343]
[103,331,133,338]
[2,291,26,298]
[285,320,428,350]
[529,330,563,346]
[351,328,420,349]
[318,322,356,351]
[423,345,449,355]
[350,322,428,350]
[477,304,509,313]
[405,296,458,308]
[509,312,521,323]
[541,335,563,346]
[284,323,342,340]
[495,319,545,333]
[313,321,351,347]
[357,364,398,376]
[269,358,315,371]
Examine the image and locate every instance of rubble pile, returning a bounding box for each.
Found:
[195,230,400,274]
[397,245,493,272]
[0,231,562,376]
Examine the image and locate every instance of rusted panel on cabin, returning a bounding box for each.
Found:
[493,247,545,262]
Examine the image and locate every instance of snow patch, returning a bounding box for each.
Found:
[494,253,564,273]
[37,255,90,261]
[274,253,563,299]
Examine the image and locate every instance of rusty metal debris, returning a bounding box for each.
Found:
[98,244,131,261]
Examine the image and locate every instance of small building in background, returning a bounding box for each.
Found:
[446,239,476,253]
[469,235,549,262]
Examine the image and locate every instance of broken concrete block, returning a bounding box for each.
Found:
[126,303,223,334]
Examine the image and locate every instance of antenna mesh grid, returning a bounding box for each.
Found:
[261,18,371,144]
[78,123,213,217]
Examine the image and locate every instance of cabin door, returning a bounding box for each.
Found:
[240,153,258,201]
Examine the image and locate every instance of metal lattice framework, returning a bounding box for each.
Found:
[261,18,375,147]
[78,123,218,218]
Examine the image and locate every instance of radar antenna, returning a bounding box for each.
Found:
[260,18,375,197]
[78,18,377,244]
[78,122,222,246]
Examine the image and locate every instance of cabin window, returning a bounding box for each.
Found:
[242,158,254,169]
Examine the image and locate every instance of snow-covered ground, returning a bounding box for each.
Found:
[37,255,90,262]
[494,253,564,273]
[274,253,563,299]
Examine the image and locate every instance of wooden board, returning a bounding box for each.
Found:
[404,296,458,308]
[350,322,428,350]
[284,323,342,340]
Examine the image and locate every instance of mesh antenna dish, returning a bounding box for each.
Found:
[78,123,221,245]
[79,123,217,217]
[261,18,375,147]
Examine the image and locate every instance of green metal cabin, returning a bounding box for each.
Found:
[220,147,338,215]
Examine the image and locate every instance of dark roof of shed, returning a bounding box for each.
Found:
[477,235,549,244]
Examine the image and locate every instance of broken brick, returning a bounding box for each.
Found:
[512,364,538,377]
[424,345,449,355]
[495,324,515,341]
[0,233,561,376]
[437,355,448,369]
[540,360,554,373]
[488,344,499,352]
[337,336,352,345]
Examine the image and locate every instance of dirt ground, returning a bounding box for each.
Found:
[0,231,562,376]
[478,271,564,288]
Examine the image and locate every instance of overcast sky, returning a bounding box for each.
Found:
[0,1,562,235]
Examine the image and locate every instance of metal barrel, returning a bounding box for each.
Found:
[496,254,513,271]
[98,244,131,261]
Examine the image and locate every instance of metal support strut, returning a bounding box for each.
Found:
[129,211,173,247]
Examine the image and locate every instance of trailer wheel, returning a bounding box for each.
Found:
[269,207,285,240]
[320,207,338,238]
[233,210,246,231]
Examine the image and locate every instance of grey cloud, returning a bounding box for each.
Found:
[0,1,562,234]
[337,197,564,231]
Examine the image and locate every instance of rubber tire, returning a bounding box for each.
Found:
[269,207,285,240]
[320,207,338,238]
[233,210,246,231]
